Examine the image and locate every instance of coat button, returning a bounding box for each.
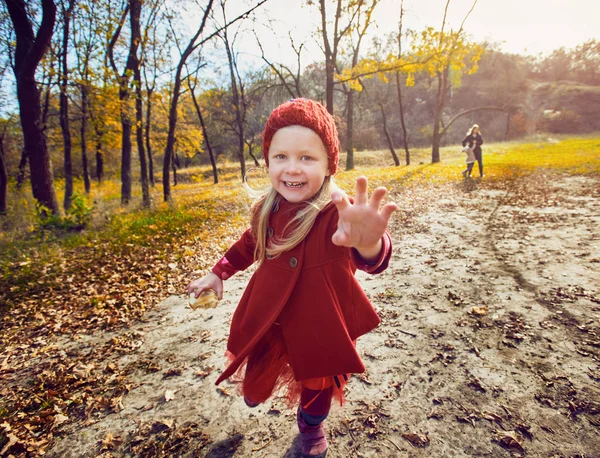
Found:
[267,226,274,238]
[272,200,280,213]
[296,210,304,221]
[289,257,298,268]
[266,253,273,260]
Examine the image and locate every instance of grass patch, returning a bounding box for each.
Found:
[1,135,599,315]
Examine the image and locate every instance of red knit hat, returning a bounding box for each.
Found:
[262,98,340,175]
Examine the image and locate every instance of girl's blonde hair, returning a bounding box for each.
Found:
[249,176,337,266]
[467,124,481,136]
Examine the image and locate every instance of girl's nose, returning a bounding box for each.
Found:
[285,160,301,173]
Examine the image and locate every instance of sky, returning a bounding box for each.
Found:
[223,0,600,68]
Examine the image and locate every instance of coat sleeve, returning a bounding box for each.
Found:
[211,228,256,280]
[477,134,484,146]
[351,231,392,274]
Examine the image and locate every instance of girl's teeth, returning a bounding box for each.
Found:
[286,182,302,188]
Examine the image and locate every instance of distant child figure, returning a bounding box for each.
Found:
[187,98,397,458]
[462,124,484,177]
[461,144,476,178]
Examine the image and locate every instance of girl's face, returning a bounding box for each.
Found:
[472,127,479,135]
[267,125,330,203]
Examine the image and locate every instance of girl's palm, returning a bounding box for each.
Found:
[331,176,397,251]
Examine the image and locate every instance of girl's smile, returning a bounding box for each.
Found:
[267,125,330,203]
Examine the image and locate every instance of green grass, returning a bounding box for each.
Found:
[1,134,599,273]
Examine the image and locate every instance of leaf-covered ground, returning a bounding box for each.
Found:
[1,138,600,457]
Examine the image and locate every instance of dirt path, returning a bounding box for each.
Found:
[47,173,600,458]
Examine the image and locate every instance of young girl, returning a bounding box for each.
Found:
[461,124,484,177]
[461,144,476,178]
[187,98,396,458]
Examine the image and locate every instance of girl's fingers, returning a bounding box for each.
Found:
[354,176,368,206]
[331,229,349,247]
[331,190,351,212]
[369,187,388,209]
[380,202,398,222]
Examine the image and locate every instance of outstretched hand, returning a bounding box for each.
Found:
[331,176,397,260]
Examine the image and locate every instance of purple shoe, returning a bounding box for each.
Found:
[297,407,328,458]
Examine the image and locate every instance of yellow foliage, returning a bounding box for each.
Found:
[339,26,483,91]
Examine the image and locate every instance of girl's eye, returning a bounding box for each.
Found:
[274,154,286,160]
[301,156,313,161]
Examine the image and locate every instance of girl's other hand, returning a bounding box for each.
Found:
[186,272,224,300]
[331,176,397,260]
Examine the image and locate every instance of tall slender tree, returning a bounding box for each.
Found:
[395,0,410,164]
[340,0,378,171]
[58,0,76,211]
[4,0,59,215]
[218,0,247,180]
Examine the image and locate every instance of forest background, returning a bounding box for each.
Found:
[1,0,599,217]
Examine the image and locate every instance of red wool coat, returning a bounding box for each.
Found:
[214,198,392,385]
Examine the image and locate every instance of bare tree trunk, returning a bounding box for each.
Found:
[431,70,447,163]
[318,0,340,115]
[189,83,218,184]
[145,88,155,186]
[95,136,104,182]
[0,135,7,214]
[107,2,134,205]
[221,4,246,180]
[59,0,75,211]
[16,149,27,189]
[395,72,410,165]
[129,2,150,208]
[162,0,265,200]
[6,0,59,215]
[246,141,260,166]
[171,152,178,186]
[80,84,91,193]
[346,90,355,170]
[396,1,410,165]
[164,0,214,202]
[380,102,399,166]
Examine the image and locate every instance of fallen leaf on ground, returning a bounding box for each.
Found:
[494,430,524,450]
[471,306,488,316]
[99,432,122,451]
[402,431,430,447]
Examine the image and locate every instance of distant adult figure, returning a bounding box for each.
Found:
[462,124,484,177]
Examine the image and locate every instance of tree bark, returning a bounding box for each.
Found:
[163,0,214,202]
[129,1,150,208]
[59,0,75,211]
[16,149,27,189]
[222,21,246,180]
[395,72,410,165]
[318,0,339,115]
[431,69,447,163]
[380,102,399,166]
[107,2,134,205]
[145,87,155,186]
[346,90,355,170]
[396,1,410,165]
[80,84,91,193]
[6,0,59,215]
[0,134,7,215]
[189,79,218,184]
[162,0,264,200]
